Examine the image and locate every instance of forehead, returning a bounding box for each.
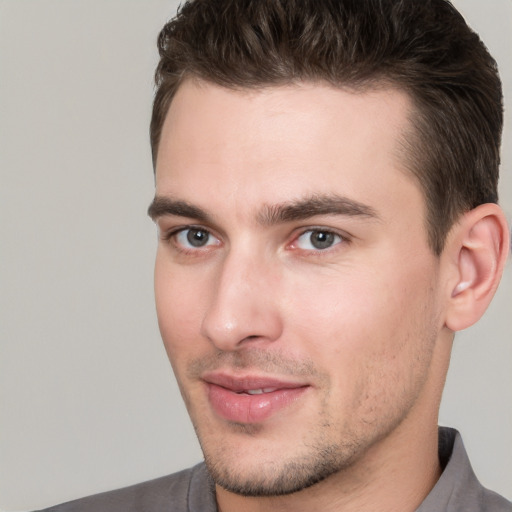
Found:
[155,80,421,224]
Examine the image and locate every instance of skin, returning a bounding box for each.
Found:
[150,80,481,512]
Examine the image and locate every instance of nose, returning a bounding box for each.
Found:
[200,250,283,351]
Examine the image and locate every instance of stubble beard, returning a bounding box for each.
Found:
[202,435,361,497]
[191,388,394,498]
[183,321,438,498]
[197,394,425,498]
[184,350,359,497]
[192,370,434,497]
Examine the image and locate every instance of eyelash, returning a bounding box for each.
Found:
[160,225,219,255]
[160,225,350,256]
[289,227,349,253]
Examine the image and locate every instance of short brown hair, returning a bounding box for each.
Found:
[150,0,503,254]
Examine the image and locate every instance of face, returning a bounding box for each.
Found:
[151,80,446,496]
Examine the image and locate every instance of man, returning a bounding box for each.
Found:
[39,0,511,510]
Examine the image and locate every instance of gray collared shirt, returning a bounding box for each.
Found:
[416,428,511,511]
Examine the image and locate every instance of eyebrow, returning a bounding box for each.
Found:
[148,197,213,222]
[147,194,379,225]
[258,194,379,225]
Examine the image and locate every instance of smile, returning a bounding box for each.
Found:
[202,373,309,424]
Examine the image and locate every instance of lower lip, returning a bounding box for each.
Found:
[206,383,308,424]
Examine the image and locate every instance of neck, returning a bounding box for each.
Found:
[216,420,441,512]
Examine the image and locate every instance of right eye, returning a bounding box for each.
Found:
[173,228,220,250]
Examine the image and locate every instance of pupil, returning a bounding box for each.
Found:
[310,231,334,249]
[187,229,209,247]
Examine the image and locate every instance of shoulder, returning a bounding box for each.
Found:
[417,428,512,512]
[34,463,214,512]
[477,489,512,512]
[444,429,512,511]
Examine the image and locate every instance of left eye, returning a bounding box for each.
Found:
[175,228,219,249]
[294,230,343,250]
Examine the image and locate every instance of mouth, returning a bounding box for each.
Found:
[202,373,310,424]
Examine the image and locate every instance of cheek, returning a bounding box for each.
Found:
[154,256,207,364]
[284,259,438,377]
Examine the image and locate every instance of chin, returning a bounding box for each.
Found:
[201,440,356,497]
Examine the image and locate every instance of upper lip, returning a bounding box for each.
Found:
[202,372,309,392]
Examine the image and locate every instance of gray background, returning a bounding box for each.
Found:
[0,1,510,510]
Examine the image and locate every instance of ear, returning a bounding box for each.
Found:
[444,203,510,332]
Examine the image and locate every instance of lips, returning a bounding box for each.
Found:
[203,373,309,424]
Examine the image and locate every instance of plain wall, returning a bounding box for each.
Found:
[0,1,510,510]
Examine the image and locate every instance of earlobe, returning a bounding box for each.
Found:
[445,203,510,332]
